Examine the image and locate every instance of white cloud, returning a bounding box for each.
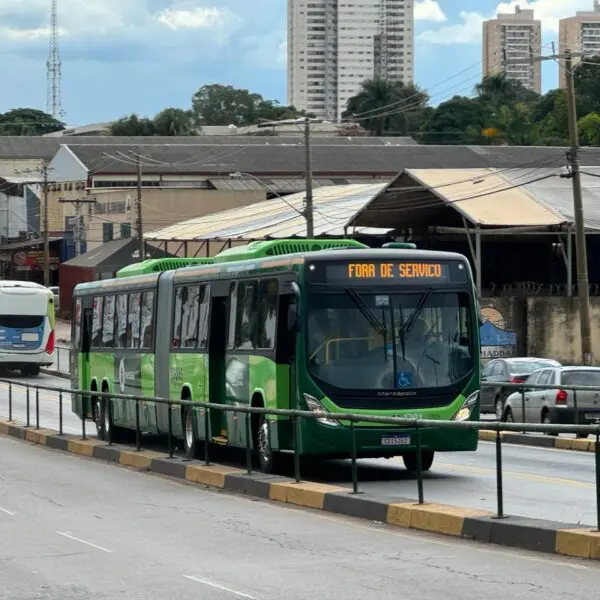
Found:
[419,11,484,45]
[494,1,595,34]
[418,0,597,46]
[156,7,240,31]
[414,0,446,22]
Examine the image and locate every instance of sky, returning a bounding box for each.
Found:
[0,0,597,126]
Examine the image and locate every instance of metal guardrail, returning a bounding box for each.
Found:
[2,377,600,530]
[52,345,71,374]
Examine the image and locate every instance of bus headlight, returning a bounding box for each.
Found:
[304,394,340,427]
[453,391,479,422]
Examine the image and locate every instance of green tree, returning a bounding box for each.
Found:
[153,108,195,136]
[343,78,429,136]
[0,108,65,135]
[578,112,600,146]
[110,114,156,136]
[476,73,539,111]
[191,84,307,127]
[419,96,493,144]
[489,103,536,146]
[574,56,600,114]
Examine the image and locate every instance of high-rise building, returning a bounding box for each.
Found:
[287,1,414,122]
[558,1,600,88]
[482,5,542,93]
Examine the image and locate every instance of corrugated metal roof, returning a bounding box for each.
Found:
[406,168,567,227]
[144,183,392,241]
[500,167,600,230]
[207,176,390,192]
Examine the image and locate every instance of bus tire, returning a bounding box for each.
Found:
[403,450,434,473]
[23,364,40,377]
[183,404,197,459]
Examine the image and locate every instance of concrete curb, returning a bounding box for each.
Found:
[40,368,70,380]
[479,429,597,453]
[2,418,599,561]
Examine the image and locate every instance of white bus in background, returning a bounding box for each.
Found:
[0,281,56,376]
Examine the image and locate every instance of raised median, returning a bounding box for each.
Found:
[2,416,599,561]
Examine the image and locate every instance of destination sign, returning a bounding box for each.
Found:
[308,260,468,285]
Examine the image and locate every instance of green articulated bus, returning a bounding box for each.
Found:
[70,239,481,473]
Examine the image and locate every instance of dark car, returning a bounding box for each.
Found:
[480,357,562,419]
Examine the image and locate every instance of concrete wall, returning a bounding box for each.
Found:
[480,296,600,365]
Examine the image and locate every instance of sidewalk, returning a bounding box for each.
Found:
[55,318,71,344]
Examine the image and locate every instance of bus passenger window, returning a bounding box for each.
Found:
[127,292,141,349]
[197,285,210,350]
[140,291,155,349]
[102,295,115,348]
[182,286,200,348]
[234,282,256,350]
[91,296,103,348]
[115,294,128,348]
[172,287,184,348]
[257,279,277,350]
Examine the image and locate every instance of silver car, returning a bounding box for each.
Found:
[502,366,600,438]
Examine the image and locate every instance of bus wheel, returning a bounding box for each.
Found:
[23,364,40,377]
[256,414,277,474]
[183,407,197,459]
[403,450,434,473]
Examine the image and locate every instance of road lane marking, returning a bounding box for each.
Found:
[56,531,111,553]
[0,506,15,516]
[183,575,259,599]
[431,461,594,489]
[479,439,594,457]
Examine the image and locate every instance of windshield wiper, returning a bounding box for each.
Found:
[345,287,387,336]
[399,287,434,337]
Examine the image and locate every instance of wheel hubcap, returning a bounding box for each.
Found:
[185,411,194,449]
[258,421,271,467]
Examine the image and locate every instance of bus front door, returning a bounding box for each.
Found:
[207,295,228,442]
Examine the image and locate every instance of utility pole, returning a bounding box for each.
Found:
[131,150,144,261]
[256,117,322,237]
[58,196,97,257]
[564,50,593,364]
[303,117,315,237]
[42,167,50,287]
[523,48,592,364]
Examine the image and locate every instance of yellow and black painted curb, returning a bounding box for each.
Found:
[2,417,599,560]
[478,429,598,453]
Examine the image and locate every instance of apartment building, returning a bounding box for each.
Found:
[558,1,600,88]
[482,5,542,93]
[287,0,414,122]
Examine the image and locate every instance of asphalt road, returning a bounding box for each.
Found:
[0,435,598,600]
[0,374,598,527]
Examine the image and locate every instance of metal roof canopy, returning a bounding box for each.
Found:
[144,183,394,242]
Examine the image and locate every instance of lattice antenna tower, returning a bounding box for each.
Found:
[46,0,65,120]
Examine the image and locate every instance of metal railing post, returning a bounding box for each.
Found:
[106,396,112,445]
[35,387,40,430]
[26,386,30,427]
[168,401,173,459]
[58,390,63,435]
[574,390,579,433]
[293,416,301,483]
[596,430,600,531]
[350,421,359,494]
[520,388,526,430]
[81,393,87,440]
[245,411,252,474]
[8,382,12,422]
[495,428,504,518]
[415,423,424,504]
[135,399,141,451]
[204,407,211,465]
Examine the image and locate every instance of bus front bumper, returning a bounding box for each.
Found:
[293,418,478,458]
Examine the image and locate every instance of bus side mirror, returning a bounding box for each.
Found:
[287,282,300,333]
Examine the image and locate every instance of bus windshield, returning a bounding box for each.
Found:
[307,290,474,391]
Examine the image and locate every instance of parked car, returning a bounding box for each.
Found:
[501,366,600,437]
[480,357,562,419]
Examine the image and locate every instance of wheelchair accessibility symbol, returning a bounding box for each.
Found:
[397,371,413,388]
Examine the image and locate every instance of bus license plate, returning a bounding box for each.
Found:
[21,333,38,342]
[381,434,410,446]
